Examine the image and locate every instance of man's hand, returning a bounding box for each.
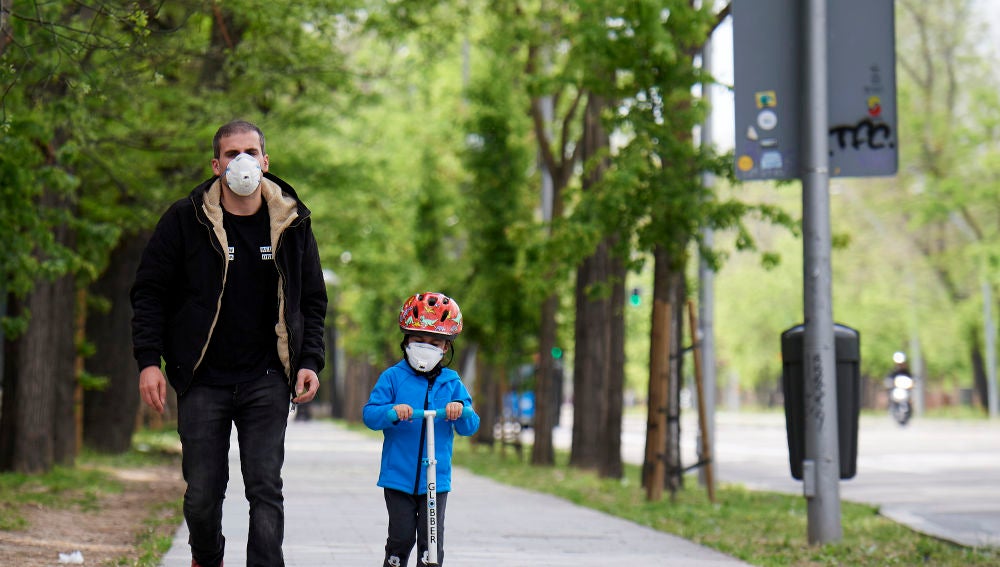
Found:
[139,366,167,414]
[292,368,320,403]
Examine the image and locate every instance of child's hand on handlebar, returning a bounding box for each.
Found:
[445,402,464,421]
[393,404,414,421]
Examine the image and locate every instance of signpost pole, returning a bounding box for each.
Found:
[801,0,842,544]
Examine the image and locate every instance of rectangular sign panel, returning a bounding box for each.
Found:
[733,0,898,180]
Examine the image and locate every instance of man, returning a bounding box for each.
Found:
[131,120,327,567]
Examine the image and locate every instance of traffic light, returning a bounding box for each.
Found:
[551,347,563,360]
[629,287,642,307]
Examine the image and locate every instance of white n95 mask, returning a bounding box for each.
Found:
[406,343,445,372]
[225,152,262,196]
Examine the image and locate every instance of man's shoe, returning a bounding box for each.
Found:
[191,560,223,567]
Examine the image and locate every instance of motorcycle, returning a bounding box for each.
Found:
[889,371,915,425]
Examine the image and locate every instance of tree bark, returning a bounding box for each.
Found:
[0,265,77,473]
[343,353,378,423]
[643,246,688,493]
[531,293,559,465]
[527,51,579,468]
[599,260,625,479]
[570,242,610,469]
[642,266,671,497]
[200,3,246,89]
[0,295,56,474]
[971,340,989,412]
[663,254,687,494]
[570,91,624,474]
[0,0,12,58]
[83,233,148,453]
[325,301,341,419]
[473,356,498,447]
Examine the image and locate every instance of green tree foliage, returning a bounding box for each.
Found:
[1,1,358,307]
[1,0,360,469]
[314,5,475,364]
[0,1,142,310]
[567,2,792,271]
[461,39,538,366]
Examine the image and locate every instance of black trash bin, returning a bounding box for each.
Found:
[780,324,860,480]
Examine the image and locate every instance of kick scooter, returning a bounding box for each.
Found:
[387,406,473,566]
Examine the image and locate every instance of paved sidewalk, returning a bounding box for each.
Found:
[161,419,750,566]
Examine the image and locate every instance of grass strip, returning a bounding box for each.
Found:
[453,438,999,566]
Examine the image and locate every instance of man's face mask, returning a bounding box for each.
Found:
[405,342,445,372]
[224,152,262,196]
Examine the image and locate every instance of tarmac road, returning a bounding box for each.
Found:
[604,409,1000,548]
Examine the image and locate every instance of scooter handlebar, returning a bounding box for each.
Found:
[386,406,474,422]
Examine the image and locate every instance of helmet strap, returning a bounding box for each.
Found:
[443,342,456,368]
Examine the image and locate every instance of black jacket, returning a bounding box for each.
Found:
[130,172,327,395]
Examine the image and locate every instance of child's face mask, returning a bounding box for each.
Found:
[405,342,444,372]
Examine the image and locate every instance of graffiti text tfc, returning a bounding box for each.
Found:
[828,118,893,155]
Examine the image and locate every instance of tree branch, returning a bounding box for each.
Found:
[0,0,11,58]
[527,44,562,178]
[210,0,233,49]
[710,2,731,37]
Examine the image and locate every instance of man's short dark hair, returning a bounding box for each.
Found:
[213,120,266,158]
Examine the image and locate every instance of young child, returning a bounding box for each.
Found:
[363,292,480,567]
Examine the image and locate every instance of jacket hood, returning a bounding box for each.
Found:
[190,172,311,219]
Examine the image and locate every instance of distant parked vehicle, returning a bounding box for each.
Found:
[503,390,535,429]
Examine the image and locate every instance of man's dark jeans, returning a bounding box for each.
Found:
[178,370,290,567]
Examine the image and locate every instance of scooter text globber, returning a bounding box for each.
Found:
[386,406,474,566]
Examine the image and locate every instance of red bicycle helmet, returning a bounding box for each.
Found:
[399,292,463,339]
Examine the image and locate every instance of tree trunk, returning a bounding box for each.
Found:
[663,256,687,493]
[0,0,12,57]
[343,353,378,423]
[644,246,687,493]
[527,45,575,470]
[531,293,559,465]
[325,302,341,419]
[599,260,625,479]
[0,264,77,473]
[200,3,246,89]
[971,340,989,412]
[570,91,623,474]
[473,356,498,447]
[0,295,55,474]
[642,255,671,496]
[570,243,610,469]
[83,233,148,453]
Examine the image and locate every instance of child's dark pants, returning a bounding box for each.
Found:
[383,488,449,566]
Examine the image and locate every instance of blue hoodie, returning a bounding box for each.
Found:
[363,360,480,495]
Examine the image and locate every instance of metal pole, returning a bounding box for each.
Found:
[698,26,717,489]
[801,0,842,544]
